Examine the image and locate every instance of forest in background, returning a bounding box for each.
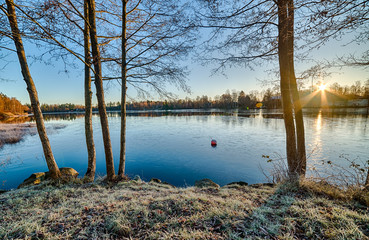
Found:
[35,79,369,112]
[2,78,368,116]
[0,93,29,117]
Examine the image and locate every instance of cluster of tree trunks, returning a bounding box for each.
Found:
[86,0,116,181]
[2,0,189,182]
[277,0,306,178]
[3,0,115,181]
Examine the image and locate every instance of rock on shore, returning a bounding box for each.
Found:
[18,167,79,188]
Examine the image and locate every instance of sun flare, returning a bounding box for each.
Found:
[318,84,327,91]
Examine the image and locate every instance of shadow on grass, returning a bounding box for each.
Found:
[239,183,369,239]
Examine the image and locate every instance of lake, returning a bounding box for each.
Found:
[0,109,368,189]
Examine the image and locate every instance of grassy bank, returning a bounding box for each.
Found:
[0,179,368,239]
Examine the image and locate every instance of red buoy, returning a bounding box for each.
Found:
[211,139,217,147]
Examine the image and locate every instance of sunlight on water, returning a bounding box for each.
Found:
[316,111,322,131]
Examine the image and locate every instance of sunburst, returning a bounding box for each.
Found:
[318,84,327,91]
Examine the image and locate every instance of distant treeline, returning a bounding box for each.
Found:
[33,89,278,112]
[299,80,369,108]
[124,89,280,110]
[22,80,369,113]
[39,103,85,113]
[0,93,29,115]
[127,81,369,110]
[326,80,369,99]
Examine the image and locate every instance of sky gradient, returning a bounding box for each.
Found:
[1,30,368,105]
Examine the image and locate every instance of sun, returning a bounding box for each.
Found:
[318,84,327,91]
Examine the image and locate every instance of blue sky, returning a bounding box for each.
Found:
[1,27,368,105]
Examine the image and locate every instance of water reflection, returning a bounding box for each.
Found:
[316,111,322,131]
[25,110,289,122]
[41,113,80,121]
[309,111,323,164]
[0,116,31,124]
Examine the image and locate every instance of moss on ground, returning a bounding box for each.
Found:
[0,180,368,239]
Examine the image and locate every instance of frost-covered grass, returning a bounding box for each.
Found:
[0,179,368,239]
[0,123,36,148]
[0,123,67,149]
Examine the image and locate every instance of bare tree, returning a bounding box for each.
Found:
[83,0,96,181]
[86,0,116,181]
[197,0,306,177]
[277,0,299,177]
[301,1,369,67]
[29,0,195,180]
[1,0,61,179]
[3,0,196,182]
[286,0,306,176]
[10,0,99,181]
[119,0,128,178]
[95,0,196,177]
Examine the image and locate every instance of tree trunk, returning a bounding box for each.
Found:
[277,0,298,177]
[118,0,127,178]
[287,0,306,177]
[83,1,96,181]
[5,0,61,179]
[86,0,116,181]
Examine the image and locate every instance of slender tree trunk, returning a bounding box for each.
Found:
[118,0,127,178]
[5,0,61,179]
[287,0,306,177]
[289,67,306,176]
[277,0,298,177]
[86,0,116,181]
[83,1,96,181]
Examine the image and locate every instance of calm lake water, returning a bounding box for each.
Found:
[0,109,368,189]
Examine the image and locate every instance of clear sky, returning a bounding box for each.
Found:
[1,27,368,105]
